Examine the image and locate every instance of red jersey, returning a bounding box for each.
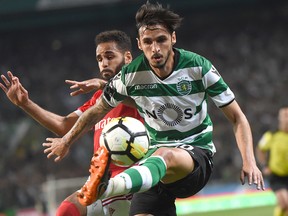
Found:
[75,90,143,177]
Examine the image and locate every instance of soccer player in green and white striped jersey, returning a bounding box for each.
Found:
[43,2,265,215]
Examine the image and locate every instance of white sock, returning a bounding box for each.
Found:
[100,156,167,199]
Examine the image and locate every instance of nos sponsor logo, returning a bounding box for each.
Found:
[144,103,193,126]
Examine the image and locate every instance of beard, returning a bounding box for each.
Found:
[101,58,125,81]
[150,49,172,69]
[101,69,114,81]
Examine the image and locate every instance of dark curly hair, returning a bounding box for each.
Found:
[95,30,132,53]
[135,1,183,35]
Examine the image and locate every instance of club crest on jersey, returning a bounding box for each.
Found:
[176,79,191,95]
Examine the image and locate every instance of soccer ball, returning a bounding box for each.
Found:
[99,117,150,167]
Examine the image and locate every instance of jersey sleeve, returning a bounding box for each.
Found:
[258,131,273,151]
[103,72,128,107]
[74,90,102,116]
[202,64,235,108]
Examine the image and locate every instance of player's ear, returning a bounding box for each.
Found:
[124,51,132,64]
[172,31,176,45]
[137,38,142,50]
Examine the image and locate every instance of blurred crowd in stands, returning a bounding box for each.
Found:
[0,0,287,212]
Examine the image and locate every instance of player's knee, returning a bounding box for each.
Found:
[56,200,81,216]
[56,192,87,216]
[153,147,174,167]
[276,191,288,211]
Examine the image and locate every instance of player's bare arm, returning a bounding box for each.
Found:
[1,71,78,136]
[66,78,107,96]
[221,100,265,190]
[43,95,113,162]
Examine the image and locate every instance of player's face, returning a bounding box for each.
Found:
[96,42,131,81]
[137,25,176,75]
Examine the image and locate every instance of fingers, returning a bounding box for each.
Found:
[0,71,17,92]
[248,172,253,186]
[1,73,10,87]
[65,80,87,96]
[65,79,77,85]
[7,71,14,80]
[43,138,52,154]
[69,84,79,89]
[43,138,61,160]
[12,77,20,89]
[241,169,265,191]
[70,89,83,96]
[66,80,88,87]
[251,169,265,190]
[54,156,62,162]
[43,138,67,163]
[254,173,265,190]
[240,171,245,185]
[44,146,62,162]
[47,151,54,159]
[65,80,85,89]
[260,178,265,190]
[19,83,28,94]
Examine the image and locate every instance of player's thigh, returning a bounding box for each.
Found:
[152,146,195,183]
[162,145,213,198]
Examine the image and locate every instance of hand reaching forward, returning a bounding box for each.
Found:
[0,71,29,106]
[43,137,70,162]
[65,78,107,96]
[240,162,265,191]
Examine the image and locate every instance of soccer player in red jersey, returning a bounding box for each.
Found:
[0,30,142,216]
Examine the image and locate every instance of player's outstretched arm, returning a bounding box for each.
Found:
[43,95,113,162]
[65,78,107,96]
[221,100,265,191]
[0,71,78,136]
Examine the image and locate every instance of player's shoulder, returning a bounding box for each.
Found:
[176,48,212,69]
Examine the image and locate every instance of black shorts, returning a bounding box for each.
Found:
[129,145,213,216]
[269,173,288,192]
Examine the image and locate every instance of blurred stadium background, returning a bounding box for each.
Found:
[0,0,287,215]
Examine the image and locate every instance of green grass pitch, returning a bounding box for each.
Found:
[185,205,274,216]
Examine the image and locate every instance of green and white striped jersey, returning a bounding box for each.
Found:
[103,48,235,154]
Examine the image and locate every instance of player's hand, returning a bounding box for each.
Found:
[0,71,29,106]
[240,162,265,190]
[65,78,107,96]
[43,137,70,162]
